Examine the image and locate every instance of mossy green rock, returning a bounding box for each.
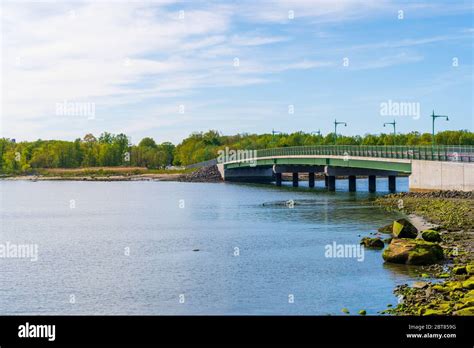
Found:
[466,264,474,275]
[462,278,474,290]
[432,284,449,292]
[454,307,474,316]
[358,310,366,315]
[378,223,393,234]
[453,265,467,275]
[421,230,441,242]
[392,219,418,239]
[341,308,349,314]
[422,308,446,316]
[382,238,443,265]
[360,237,384,249]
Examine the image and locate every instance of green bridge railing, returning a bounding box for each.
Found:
[253,145,474,162]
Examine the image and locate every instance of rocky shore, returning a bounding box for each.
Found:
[0,165,224,183]
[373,191,474,316]
[177,165,223,183]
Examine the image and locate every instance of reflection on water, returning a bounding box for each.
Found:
[0,178,416,315]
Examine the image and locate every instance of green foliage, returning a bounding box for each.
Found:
[0,129,472,172]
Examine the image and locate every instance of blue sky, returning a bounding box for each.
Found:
[1,0,473,144]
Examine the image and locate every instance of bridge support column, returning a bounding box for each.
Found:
[388,175,396,192]
[276,173,282,187]
[308,172,315,188]
[348,175,356,192]
[328,176,336,191]
[325,175,329,188]
[292,173,299,187]
[368,175,376,193]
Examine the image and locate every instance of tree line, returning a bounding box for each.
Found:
[0,129,473,173]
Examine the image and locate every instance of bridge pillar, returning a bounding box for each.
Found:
[324,175,329,188]
[388,175,396,192]
[308,172,315,188]
[276,172,282,187]
[328,176,336,191]
[368,175,376,193]
[348,175,356,192]
[292,173,299,187]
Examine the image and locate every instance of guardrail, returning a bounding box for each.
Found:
[254,145,474,162]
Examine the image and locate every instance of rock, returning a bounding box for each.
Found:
[358,310,366,315]
[421,273,429,278]
[437,273,450,278]
[422,308,446,316]
[392,219,418,239]
[382,239,444,265]
[466,264,474,275]
[378,223,393,234]
[412,281,429,289]
[462,277,474,290]
[454,307,474,316]
[421,230,441,242]
[432,284,449,292]
[179,165,223,183]
[192,249,200,252]
[383,237,393,244]
[360,237,384,249]
[453,266,467,275]
[341,308,349,314]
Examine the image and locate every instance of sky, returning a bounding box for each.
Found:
[1,0,473,144]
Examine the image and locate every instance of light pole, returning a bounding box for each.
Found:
[431,110,449,145]
[272,129,282,140]
[383,120,396,145]
[334,119,347,145]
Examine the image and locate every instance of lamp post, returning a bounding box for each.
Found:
[431,110,449,145]
[383,120,396,145]
[272,129,282,140]
[334,119,347,145]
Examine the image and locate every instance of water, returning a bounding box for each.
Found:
[0,177,418,315]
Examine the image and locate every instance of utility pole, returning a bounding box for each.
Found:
[334,119,347,145]
[383,120,396,145]
[431,110,449,145]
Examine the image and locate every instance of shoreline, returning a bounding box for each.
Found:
[0,173,186,182]
[374,192,474,316]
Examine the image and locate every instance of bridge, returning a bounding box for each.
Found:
[215,145,474,192]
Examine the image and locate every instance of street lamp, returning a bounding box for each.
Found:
[431,110,449,145]
[272,129,282,140]
[383,120,396,145]
[334,119,347,145]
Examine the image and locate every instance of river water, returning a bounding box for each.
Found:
[0,177,419,315]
